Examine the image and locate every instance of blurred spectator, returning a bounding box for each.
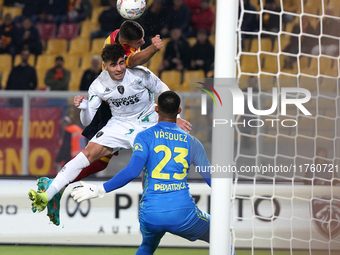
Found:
[14,0,43,24]
[140,0,168,48]
[184,0,201,14]
[45,56,71,90]
[262,0,280,37]
[311,6,340,56]
[67,0,86,23]
[14,17,42,55]
[239,0,258,49]
[81,0,93,20]
[41,0,68,25]
[161,0,191,38]
[189,29,214,75]
[282,0,297,28]
[283,16,317,69]
[6,49,37,90]
[91,0,123,40]
[6,49,37,106]
[0,13,17,56]
[190,0,215,36]
[158,28,190,75]
[55,114,87,169]
[80,55,101,91]
[100,0,110,6]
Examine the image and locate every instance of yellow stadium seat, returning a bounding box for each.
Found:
[91,38,104,54]
[180,70,205,91]
[61,54,81,70]
[80,53,100,71]
[69,69,84,91]
[250,38,272,53]
[277,73,297,88]
[261,54,278,74]
[1,69,10,89]
[69,38,90,54]
[209,35,215,46]
[301,57,318,76]
[303,0,322,15]
[187,37,197,47]
[36,54,57,71]
[13,54,35,67]
[45,38,68,54]
[80,53,92,71]
[258,74,275,92]
[148,52,163,75]
[90,6,106,25]
[319,57,333,76]
[159,38,170,55]
[37,71,47,90]
[160,70,182,90]
[0,54,12,72]
[240,54,259,74]
[2,6,22,19]
[90,0,101,7]
[80,20,99,39]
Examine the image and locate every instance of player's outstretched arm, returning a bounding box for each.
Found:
[128,35,163,67]
[71,155,145,202]
[75,92,102,126]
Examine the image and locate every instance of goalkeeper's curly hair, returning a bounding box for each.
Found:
[101,44,125,64]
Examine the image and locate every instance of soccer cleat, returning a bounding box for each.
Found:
[36,177,62,226]
[31,202,37,213]
[28,190,48,212]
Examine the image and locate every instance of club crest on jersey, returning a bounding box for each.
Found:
[311,196,340,239]
[104,87,111,93]
[133,143,143,152]
[96,131,104,138]
[117,85,124,95]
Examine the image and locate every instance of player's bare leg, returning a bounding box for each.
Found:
[29,142,113,224]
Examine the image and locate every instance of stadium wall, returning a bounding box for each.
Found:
[1,179,339,249]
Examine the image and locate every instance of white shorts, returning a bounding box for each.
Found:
[89,111,158,151]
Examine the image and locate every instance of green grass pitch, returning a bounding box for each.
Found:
[0,246,332,255]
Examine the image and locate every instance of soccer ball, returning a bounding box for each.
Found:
[117,0,146,20]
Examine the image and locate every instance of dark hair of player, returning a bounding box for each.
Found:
[158,91,181,119]
[101,44,125,64]
[119,20,144,41]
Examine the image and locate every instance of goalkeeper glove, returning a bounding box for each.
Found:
[71,181,106,203]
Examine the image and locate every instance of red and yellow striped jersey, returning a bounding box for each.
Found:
[104,29,140,67]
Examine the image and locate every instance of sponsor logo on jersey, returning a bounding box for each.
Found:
[133,143,143,152]
[96,131,104,138]
[108,94,140,107]
[117,85,124,94]
[104,87,111,93]
[311,196,340,239]
[154,182,187,192]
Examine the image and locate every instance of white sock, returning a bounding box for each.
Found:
[46,152,90,201]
